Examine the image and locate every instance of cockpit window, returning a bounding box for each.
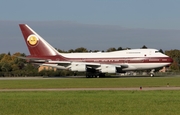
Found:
[155,51,160,53]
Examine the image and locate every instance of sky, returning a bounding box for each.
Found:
[0,0,180,54]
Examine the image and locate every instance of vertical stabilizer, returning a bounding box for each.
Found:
[19,24,59,56]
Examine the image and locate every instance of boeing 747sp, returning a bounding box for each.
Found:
[19,24,173,77]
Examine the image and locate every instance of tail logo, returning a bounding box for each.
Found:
[27,34,39,46]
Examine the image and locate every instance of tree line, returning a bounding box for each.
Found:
[0,46,179,77]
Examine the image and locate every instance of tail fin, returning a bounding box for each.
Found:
[19,24,59,56]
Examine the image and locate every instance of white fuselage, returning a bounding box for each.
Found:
[58,49,171,71]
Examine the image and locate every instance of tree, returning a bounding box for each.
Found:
[0,53,5,61]
[1,62,12,72]
[74,47,88,52]
[57,49,66,53]
[165,49,180,70]
[106,47,116,52]
[11,64,19,71]
[68,49,74,53]
[92,50,100,52]
[117,47,123,50]
[0,54,12,63]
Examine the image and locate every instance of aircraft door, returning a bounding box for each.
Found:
[124,59,128,64]
[81,58,87,62]
[149,51,152,56]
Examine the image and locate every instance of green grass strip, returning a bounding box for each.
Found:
[0,77,180,89]
[0,90,180,115]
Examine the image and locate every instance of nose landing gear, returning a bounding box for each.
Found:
[150,69,155,77]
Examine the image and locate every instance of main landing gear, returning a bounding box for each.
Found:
[86,73,105,78]
[150,73,154,77]
[86,68,105,78]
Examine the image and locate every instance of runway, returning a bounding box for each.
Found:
[0,87,180,91]
[0,76,180,91]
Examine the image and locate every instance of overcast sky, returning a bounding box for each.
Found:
[0,0,180,54]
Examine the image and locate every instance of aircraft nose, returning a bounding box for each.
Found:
[167,57,173,66]
[169,57,173,63]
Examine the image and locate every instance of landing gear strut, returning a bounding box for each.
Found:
[86,72,105,78]
[86,68,105,78]
[149,69,155,77]
[86,74,97,78]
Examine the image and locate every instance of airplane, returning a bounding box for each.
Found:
[19,24,173,77]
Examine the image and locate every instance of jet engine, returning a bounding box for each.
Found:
[70,63,86,72]
[100,65,117,73]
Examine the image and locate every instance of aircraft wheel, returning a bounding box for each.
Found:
[150,73,154,77]
[74,73,77,76]
[86,74,89,78]
[99,73,105,78]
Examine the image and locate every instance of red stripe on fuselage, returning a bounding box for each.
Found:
[27,55,173,64]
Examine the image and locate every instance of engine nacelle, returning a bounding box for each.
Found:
[100,65,117,73]
[70,63,86,72]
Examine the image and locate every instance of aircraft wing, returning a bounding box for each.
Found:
[18,56,128,70]
[42,60,128,71]
[48,61,101,68]
[48,60,100,64]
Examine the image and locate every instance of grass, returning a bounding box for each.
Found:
[0,90,180,115]
[0,77,180,89]
[1,77,180,115]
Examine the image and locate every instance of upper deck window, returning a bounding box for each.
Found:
[126,52,140,54]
